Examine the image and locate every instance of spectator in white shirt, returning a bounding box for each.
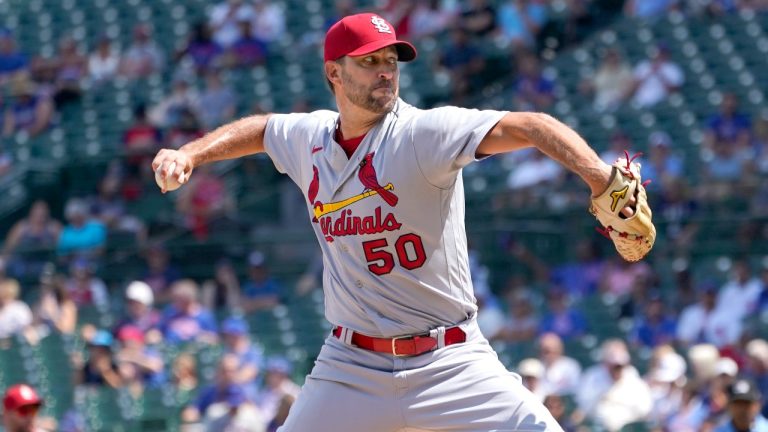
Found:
[88,36,120,85]
[575,339,653,431]
[630,44,684,108]
[518,358,547,402]
[209,0,256,48]
[251,0,285,44]
[0,279,32,339]
[716,259,763,321]
[581,48,634,111]
[677,281,742,348]
[537,332,581,396]
[644,346,687,427]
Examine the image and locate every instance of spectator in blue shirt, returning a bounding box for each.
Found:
[221,317,264,390]
[0,30,28,81]
[631,294,677,348]
[242,251,281,313]
[513,52,554,112]
[540,287,587,340]
[705,93,752,155]
[159,279,218,345]
[181,354,250,424]
[715,378,768,432]
[497,0,548,51]
[57,198,107,260]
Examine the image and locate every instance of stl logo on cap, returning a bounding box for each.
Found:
[370,16,392,34]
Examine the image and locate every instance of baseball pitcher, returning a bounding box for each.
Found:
[153,13,654,432]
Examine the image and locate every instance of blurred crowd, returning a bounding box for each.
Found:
[0,0,765,431]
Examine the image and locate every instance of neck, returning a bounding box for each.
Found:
[335,96,388,139]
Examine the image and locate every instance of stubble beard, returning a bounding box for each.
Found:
[341,69,397,114]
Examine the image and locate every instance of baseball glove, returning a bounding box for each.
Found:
[589,151,656,262]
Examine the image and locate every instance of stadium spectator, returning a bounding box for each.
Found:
[159,279,218,345]
[175,164,235,240]
[599,256,652,298]
[581,48,634,112]
[63,258,109,310]
[494,289,539,342]
[677,281,741,348]
[496,0,548,51]
[537,332,581,396]
[644,347,687,427]
[702,136,754,202]
[0,29,28,82]
[666,383,708,431]
[744,339,768,410]
[549,239,603,298]
[115,325,165,396]
[716,259,762,321]
[252,0,286,45]
[688,344,722,388]
[459,0,497,37]
[0,143,11,178]
[518,358,546,401]
[539,287,587,340]
[172,352,199,394]
[575,339,653,431]
[203,386,266,432]
[437,28,485,104]
[714,378,768,432]
[202,259,242,313]
[704,93,752,156]
[630,293,677,348]
[88,172,146,242]
[34,270,77,336]
[378,0,417,37]
[114,281,162,341]
[3,77,53,138]
[2,384,53,432]
[72,330,121,388]
[221,317,264,390]
[624,0,678,18]
[181,354,252,423]
[176,21,223,74]
[88,36,120,85]
[241,251,281,313]
[141,244,182,304]
[123,104,163,183]
[543,394,577,432]
[222,17,268,68]
[50,37,86,107]
[0,278,32,340]
[630,43,684,108]
[56,198,107,260]
[166,106,205,150]
[197,69,236,130]
[656,179,700,253]
[641,131,684,189]
[504,148,563,192]
[409,0,455,40]
[2,200,61,277]
[512,51,555,112]
[149,75,199,129]
[119,25,164,80]
[715,357,739,388]
[209,0,256,48]
[256,357,300,430]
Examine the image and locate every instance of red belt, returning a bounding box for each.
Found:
[332,326,466,357]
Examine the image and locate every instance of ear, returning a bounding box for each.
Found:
[325,61,342,87]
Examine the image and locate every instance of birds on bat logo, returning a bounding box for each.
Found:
[306,151,401,242]
[358,152,398,207]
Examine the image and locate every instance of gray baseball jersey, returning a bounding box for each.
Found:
[264,98,506,338]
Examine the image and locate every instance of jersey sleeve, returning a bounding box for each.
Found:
[263,113,309,182]
[411,106,507,188]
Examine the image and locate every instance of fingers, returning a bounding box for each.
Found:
[621,193,638,218]
[152,150,192,186]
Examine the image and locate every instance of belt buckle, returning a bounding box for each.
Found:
[391,335,411,357]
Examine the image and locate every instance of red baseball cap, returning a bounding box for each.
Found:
[324,13,417,62]
[3,384,42,412]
